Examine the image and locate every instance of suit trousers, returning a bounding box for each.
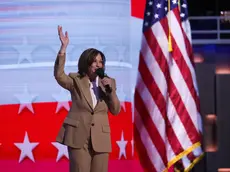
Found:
[68,136,109,172]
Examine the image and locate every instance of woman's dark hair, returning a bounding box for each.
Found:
[78,48,106,77]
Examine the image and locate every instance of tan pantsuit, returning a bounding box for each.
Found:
[54,53,121,172]
[68,136,109,172]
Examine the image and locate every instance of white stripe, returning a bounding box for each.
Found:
[170,12,202,133]
[142,23,194,155]
[141,33,168,99]
[193,146,203,157]
[151,22,170,63]
[167,98,193,149]
[0,61,132,70]
[165,137,176,164]
[169,11,199,95]
[182,20,192,44]
[182,156,191,169]
[182,146,203,170]
[172,16,203,137]
[151,22,198,142]
[136,73,166,143]
[137,71,192,153]
[143,22,195,149]
[152,21,200,132]
[169,60,199,132]
[134,108,166,171]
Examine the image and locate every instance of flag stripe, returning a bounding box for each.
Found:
[134,126,157,172]
[152,18,201,138]
[134,109,166,171]
[169,10,199,99]
[139,37,193,160]
[139,36,196,157]
[138,53,188,156]
[161,11,200,116]
[164,8,200,162]
[169,10,202,134]
[134,90,167,166]
[169,8,202,164]
[144,27,200,144]
[181,21,194,66]
[134,0,203,171]
[171,9,199,100]
[136,72,166,143]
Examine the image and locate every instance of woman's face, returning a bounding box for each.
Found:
[87,53,103,79]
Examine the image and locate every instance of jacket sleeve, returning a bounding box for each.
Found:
[54,53,73,90]
[107,79,121,115]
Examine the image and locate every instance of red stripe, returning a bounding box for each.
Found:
[182,27,195,67]
[171,8,200,112]
[170,35,201,113]
[187,152,197,162]
[134,125,156,172]
[143,27,170,82]
[167,75,200,144]
[144,28,201,144]
[134,90,167,166]
[138,53,184,155]
[170,8,202,165]
[158,16,201,143]
[173,8,195,67]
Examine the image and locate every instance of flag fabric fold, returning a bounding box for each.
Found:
[134,0,204,171]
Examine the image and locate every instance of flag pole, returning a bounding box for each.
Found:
[168,0,173,52]
[178,0,181,12]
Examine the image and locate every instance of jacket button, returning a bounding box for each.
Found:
[91,112,94,115]
[91,123,95,126]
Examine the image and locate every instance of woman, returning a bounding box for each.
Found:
[54,25,121,172]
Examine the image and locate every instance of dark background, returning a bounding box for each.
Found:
[187,0,228,16]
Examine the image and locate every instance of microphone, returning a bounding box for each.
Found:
[95,68,112,93]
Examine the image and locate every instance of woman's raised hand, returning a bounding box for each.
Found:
[58,25,69,49]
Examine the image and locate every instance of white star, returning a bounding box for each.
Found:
[144,22,149,26]
[172,0,177,4]
[52,142,69,162]
[148,1,153,6]
[14,132,39,163]
[180,13,185,18]
[154,14,159,19]
[14,37,34,64]
[117,84,126,112]
[52,88,71,113]
[156,3,161,8]
[146,12,151,16]
[116,131,128,159]
[165,7,168,11]
[182,3,187,8]
[15,85,37,114]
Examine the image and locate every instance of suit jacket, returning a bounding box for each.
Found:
[54,53,121,153]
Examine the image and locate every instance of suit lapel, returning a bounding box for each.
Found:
[74,75,93,110]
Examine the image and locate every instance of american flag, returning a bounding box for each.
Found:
[134,0,204,171]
